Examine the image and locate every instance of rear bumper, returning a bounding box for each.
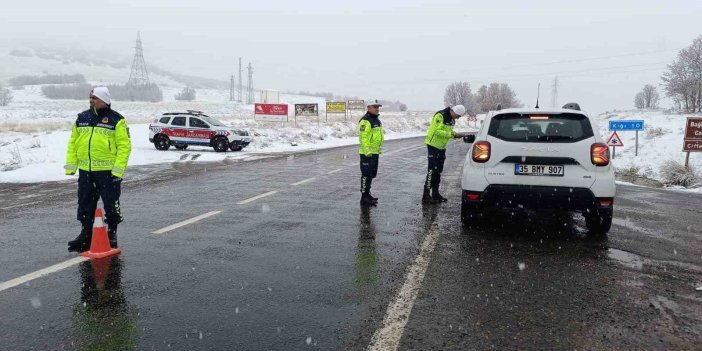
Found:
[463,185,613,212]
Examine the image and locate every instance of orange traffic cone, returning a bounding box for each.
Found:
[80,208,121,259]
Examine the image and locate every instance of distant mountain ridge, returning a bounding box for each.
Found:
[5,46,228,89]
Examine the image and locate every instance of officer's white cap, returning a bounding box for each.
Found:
[367,99,383,107]
[90,87,111,105]
[451,104,466,117]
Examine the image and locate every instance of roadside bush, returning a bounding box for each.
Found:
[645,126,666,138]
[0,83,13,106]
[175,86,196,101]
[10,73,86,87]
[41,83,92,100]
[659,160,699,187]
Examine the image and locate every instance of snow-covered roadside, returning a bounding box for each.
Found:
[595,110,701,193]
[0,112,471,183]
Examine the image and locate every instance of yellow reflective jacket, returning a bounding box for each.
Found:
[424,108,455,150]
[358,112,384,155]
[65,107,132,178]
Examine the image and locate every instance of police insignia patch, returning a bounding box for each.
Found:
[101,117,109,123]
[360,125,366,131]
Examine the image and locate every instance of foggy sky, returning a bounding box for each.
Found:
[2,0,701,114]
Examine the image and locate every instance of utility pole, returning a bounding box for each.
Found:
[551,75,559,107]
[247,62,254,104]
[230,75,234,101]
[238,57,243,103]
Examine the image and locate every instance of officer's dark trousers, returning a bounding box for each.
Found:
[77,170,124,227]
[425,145,446,191]
[360,154,379,194]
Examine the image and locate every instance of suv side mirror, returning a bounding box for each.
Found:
[463,134,476,143]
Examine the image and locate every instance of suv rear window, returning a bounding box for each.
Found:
[488,113,594,143]
[159,116,171,124]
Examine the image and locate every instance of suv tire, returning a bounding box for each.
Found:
[154,134,171,151]
[212,136,229,152]
[461,200,482,227]
[174,145,188,150]
[585,208,612,236]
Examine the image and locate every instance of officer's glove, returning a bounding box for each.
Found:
[65,170,76,176]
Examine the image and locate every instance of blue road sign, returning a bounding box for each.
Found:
[609,120,644,131]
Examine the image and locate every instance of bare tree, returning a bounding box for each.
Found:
[0,82,13,106]
[444,81,477,115]
[641,84,660,108]
[662,35,702,112]
[474,82,521,112]
[634,91,645,109]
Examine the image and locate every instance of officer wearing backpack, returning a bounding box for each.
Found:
[65,87,132,252]
[358,100,384,207]
[423,105,466,203]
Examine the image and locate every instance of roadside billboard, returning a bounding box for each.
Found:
[326,102,346,114]
[294,103,318,117]
[254,103,288,122]
[347,100,365,110]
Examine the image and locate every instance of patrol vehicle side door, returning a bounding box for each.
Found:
[188,117,213,141]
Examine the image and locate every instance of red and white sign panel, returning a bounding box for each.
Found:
[255,103,288,122]
[606,131,624,147]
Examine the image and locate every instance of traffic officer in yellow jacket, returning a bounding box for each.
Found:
[65,87,132,252]
[358,100,385,207]
[423,104,466,203]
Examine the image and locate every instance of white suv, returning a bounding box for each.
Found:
[148,110,252,152]
[461,103,615,235]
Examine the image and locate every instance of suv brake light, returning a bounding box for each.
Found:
[591,143,610,166]
[472,141,491,163]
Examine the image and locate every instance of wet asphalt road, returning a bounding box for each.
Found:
[1,138,701,350]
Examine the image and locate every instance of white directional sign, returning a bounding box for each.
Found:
[606,132,624,147]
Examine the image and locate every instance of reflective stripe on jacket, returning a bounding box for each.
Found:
[358,112,384,155]
[65,107,132,178]
[424,107,454,150]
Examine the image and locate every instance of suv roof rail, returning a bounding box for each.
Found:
[562,102,581,111]
[162,110,208,116]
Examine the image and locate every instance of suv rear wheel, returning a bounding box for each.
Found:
[154,134,171,151]
[585,208,612,236]
[461,201,482,227]
[212,136,229,152]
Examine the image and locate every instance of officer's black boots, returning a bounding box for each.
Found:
[431,188,448,203]
[67,221,92,252]
[360,193,378,207]
[422,188,432,203]
[368,193,378,201]
[107,224,118,248]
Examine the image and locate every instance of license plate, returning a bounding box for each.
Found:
[514,164,564,176]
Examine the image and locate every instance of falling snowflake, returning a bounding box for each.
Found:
[518,262,526,271]
[306,337,312,345]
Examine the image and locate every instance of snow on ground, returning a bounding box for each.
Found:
[595,110,702,192]
[1,79,699,192]
[0,86,461,182]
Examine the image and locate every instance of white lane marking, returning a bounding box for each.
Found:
[152,210,222,234]
[367,222,442,351]
[236,190,278,205]
[327,168,343,175]
[0,201,41,211]
[0,257,89,293]
[291,177,316,186]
